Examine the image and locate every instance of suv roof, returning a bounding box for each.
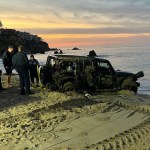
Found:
[48,54,108,62]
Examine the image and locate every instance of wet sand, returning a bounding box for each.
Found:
[0,75,150,150]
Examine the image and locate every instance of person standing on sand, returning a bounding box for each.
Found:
[2,45,14,88]
[12,45,33,95]
[0,70,5,92]
[29,55,39,86]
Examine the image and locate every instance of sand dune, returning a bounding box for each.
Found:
[0,75,150,150]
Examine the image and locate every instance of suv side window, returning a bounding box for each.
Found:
[97,62,110,71]
[94,60,113,74]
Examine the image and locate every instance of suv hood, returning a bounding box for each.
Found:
[115,70,134,78]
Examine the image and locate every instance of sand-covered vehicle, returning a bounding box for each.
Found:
[40,55,144,93]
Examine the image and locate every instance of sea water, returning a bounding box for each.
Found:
[0,46,150,95]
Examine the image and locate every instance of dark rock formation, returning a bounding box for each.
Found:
[54,49,63,54]
[72,47,80,50]
[88,50,97,57]
[0,28,50,56]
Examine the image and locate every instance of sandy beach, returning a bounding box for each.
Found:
[0,75,150,150]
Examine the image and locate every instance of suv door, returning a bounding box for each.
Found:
[93,59,116,89]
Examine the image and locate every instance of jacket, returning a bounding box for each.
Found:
[12,51,29,70]
[2,51,13,68]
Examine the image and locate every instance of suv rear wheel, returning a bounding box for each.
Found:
[62,82,75,92]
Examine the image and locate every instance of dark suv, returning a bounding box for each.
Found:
[40,55,144,93]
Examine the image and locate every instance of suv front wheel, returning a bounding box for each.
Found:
[121,78,139,93]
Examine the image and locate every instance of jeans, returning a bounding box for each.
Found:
[16,67,30,94]
[30,71,39,84]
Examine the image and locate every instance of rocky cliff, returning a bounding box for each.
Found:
[0,28,50,56]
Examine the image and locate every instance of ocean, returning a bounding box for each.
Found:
[0,46,150,95]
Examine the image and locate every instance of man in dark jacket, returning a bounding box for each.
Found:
[12,45,32,95]
[2,45,14,87]
[29,55,39,86]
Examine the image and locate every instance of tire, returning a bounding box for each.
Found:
[132,86,138,93]
[121,78,138,93]
[45,83,56,91]
[62,82,75,92]
[46,83,52,89]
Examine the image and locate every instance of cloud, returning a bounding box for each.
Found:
[1,0,150,19]
[1,0,150,48]
[22,27,150,35]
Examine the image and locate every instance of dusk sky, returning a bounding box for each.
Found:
[1,0,150,48]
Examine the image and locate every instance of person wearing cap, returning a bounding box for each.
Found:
[29,55,39,86]
[2,45,14,87]
[12,45,33,95]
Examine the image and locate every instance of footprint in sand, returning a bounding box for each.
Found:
[60,127,72,132]
[80,132,88,137]
[37,132,58,143]
[54,127,73,135]
[95,116,111,122]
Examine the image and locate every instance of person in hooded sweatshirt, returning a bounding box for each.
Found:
[29,55,39,86]
[12,45,33,95]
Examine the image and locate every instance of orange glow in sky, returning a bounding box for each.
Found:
[1,0,150,48]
